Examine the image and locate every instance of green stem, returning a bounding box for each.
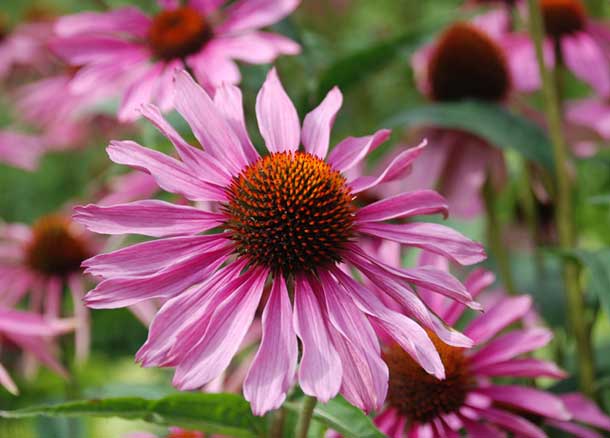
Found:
[519,162,544,274]
[295,396,317,438]
[483,179,517,295]
[587,0,605,16]
[270,407,285,438]
[526,0,595,396]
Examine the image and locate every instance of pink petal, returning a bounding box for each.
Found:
[320,272,387,412]
[211,32,300,64]
[84,234,229,277]
[349,140,428,193]
[84,247,232,308]
[476,407,546,438]
[69,275,90,364]
[73,200,224,237]
[0,130,45,171]
[476,385,571,420]
[55,7,152,38]
[50,35,141,65]
[546,420,603,438]
[293,275,342,402]
[357,190,448,223]
[464,295,531,344]
[255,68,300,153]
[173,70,249,174]
[213,84,260,164]
[106,140,225,201]
[331,267,445,379]
[244,276,297,415]
[5,332,68,379]
[186,48,241,89]
[470,328,553,370]
[118,63,164,122]
[219,0,300,34]
[139,104,233,185]
[327,129,390,173]
[172,268,268,389]
[188,0,224,14]
[158,0,180,9]
[461,419,504,438]
[560,393,610,431]
[0,307,73,337]
[563,32,610,97]
[358,222,486,265]
[475,358,566,379]
[302,87,343,158]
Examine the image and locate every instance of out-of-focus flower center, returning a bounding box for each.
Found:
[225,151,355,276]
[167,428,204,438]
[148,7,212,60]
[25,215,89,277]
[428,22,510,102]
[541,0,586,39]
[384,334,473,424]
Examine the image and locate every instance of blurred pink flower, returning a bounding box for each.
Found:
[332,254,610,437]
[0,214,100,363]
[0,307,73,395]
[0,130,46,171]
[74,68,485,415]
[52,0,301,121]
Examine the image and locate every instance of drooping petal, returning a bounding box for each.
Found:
[0,131,45,171]
[118,63,165,122]
[474,358,566,379]
[210,32,300,64]
[69,275,90,364]
[358,222,486,265]
[356,190,448,223]
[464,295,532,344]
[0,363,18,395]
[293,275,342,402]
[476,385,571,420]
[442,268,495,325]
[83,234,229,277]
[255,68,300,153]
[172,268,268,390]
[84,246,232,308]
[244,276,297,415]
[327,129,390,173]
[560,393,610,431]
[302,87,342,158]
[476,407,546,438]
[106,140,225,201]
[562,32,610,97]
[74,200,225,237]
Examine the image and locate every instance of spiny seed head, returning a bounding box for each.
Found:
[428,22,511,102]
[148,7,212,60]
[384,334,474,424]
[25,215,90,277]
[225,152,355,277]
[541,0,587,39]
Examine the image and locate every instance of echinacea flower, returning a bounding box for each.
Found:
[127,427,203,438]
[0,306,73,395]
[404,17,518,217]
[0,214,98,363]
[74,68,485,415]
[52,0,301,121]
[332,254,610,438]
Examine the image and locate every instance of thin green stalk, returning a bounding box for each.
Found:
[526,0,595,396]
[295,396,317,438]
[270,407,285,438]
[519,162,544,274]
[483,180,517,295]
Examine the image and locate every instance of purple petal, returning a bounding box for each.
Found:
[464,295,532,344]
[55,7,152,38]
[327,129,390,174]
[211,32,300,64]
[302,87,343,158]
[476,407,546,438]
[73,200,225,237]
[356,190,448,223]
[476,385,571,420]
[560,393,610,431]
[219,0,300,34]
[244,277,297,415]
[255,68,300,153]
[475,358,566,379]
[293,275,342,402]
[563,32,610,97]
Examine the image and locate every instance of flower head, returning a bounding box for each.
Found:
[337,253,610,437]
[52,0,301,121]
[0,213,98,363]
[75,68,486,415]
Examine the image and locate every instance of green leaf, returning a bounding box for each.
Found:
[384,101,555,169]
[314,13,456,102]
[567,249,610,319]
[0,393,266,438]
[286,397,384,438]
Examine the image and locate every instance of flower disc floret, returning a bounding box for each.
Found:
[225,151,355,276]
[385,334,473,424]
[541,0,586,39]
[25,215,89,277]
[428,22,510,102]
[147,7,212,61]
